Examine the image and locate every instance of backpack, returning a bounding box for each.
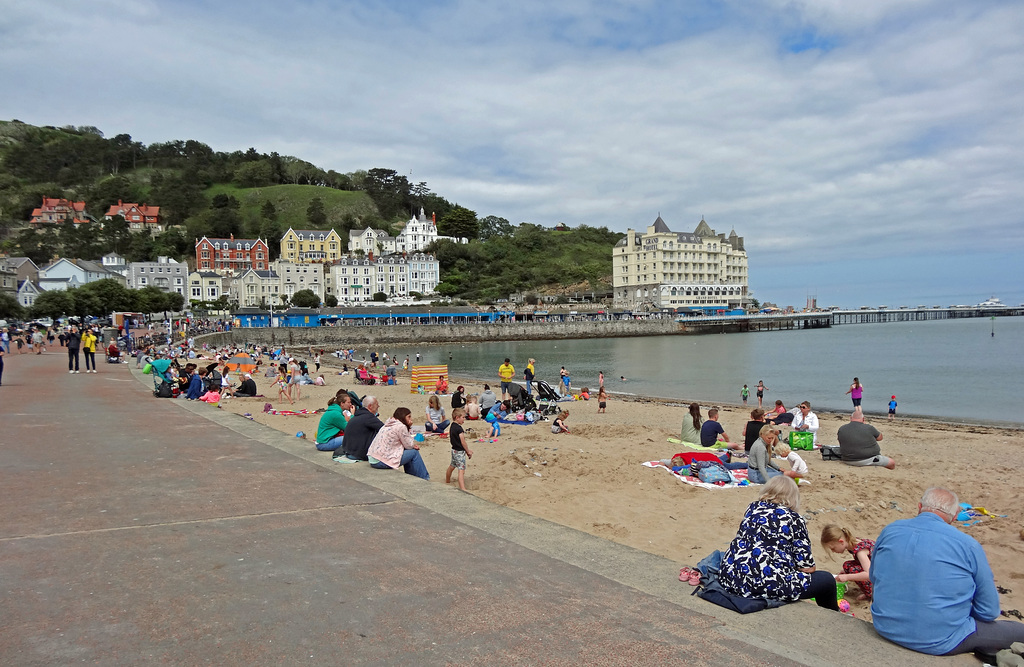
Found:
[821,445,842,461]
[690,459,732,484]
[155,381,173,398]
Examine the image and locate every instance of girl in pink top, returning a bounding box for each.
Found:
[846,377,864,407]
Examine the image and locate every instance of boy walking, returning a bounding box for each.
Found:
[741,384,749,405]
[888,395,897,420]
[446,408,473,491]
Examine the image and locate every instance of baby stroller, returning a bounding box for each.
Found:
[506,382,536,412]
[533,380,562,415]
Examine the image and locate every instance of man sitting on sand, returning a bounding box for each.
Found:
[871,487,1024,656]
[791,402,820,446]
[338,395,384,462]
[837,409,895,469]
[700,407,742,451]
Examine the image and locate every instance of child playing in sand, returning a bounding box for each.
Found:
[597,386,608,413]
[551,410,570,434]
[275,363,293,405]
[465,395,481,420]
[445,408,473,491]
[821,525,876,600]
[773,442,808,477]
[888,395,897,420]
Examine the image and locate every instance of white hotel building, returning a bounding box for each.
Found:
[613,216,748,312]
[327,252,439,303]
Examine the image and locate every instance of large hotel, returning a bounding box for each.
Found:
[613,216,748,312]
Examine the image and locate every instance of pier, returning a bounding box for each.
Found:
[674,305,1022,333]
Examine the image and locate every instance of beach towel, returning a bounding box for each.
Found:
[497,418,535,425]
[667,437,727,450]
[266,408,323,417]
[643,460,747,490]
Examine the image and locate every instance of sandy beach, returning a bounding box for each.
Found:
[212,358,1024,623]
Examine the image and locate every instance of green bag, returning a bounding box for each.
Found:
[142,363,153,375]
[789,431,814,450]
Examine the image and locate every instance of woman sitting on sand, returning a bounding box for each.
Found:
[748,425,801,484]
[367,407,430,480]
[314,389,352,452]
[717,476,838,612]
[742,408,766,452]
[681,403,702,446]
[425,394,450,433]
[765,400,794,425]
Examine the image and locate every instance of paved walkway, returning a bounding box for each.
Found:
[0,350,970,665]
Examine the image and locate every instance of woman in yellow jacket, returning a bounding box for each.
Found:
[81,328,98,373]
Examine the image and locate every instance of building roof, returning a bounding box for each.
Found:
[652,215,671,233]
[104,201,160,219]
[196,236,266,247]
[283,228,339,239]
[2,257,38,270]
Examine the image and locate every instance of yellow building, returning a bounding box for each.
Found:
[279,228,344,263]
[613,216,748,312]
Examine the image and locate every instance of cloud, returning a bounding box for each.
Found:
[1,0,1022,305]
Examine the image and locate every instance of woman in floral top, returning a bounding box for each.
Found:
[718,476,839,611]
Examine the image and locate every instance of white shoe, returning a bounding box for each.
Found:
[69,370,74,374]
[74,370,80,374]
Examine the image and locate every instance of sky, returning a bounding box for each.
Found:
[2,0,1022,308]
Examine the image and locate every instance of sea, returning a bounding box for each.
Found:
[384,316,1024,427]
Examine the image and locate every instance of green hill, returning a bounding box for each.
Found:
[203,183,378,235]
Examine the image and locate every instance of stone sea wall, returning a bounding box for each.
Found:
[198,319,692,348]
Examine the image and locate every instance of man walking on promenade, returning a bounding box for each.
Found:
[498,358,515,400]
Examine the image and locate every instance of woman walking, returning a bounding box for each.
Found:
[846,377,864,408]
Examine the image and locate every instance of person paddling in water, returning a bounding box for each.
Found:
[756,380,768,408]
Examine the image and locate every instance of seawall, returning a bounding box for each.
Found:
[197,319,722,348]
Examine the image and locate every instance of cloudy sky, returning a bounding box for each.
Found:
[2,0,1022,307]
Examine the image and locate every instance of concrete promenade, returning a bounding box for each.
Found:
[0,351,970,665]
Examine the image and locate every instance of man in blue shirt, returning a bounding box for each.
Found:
[870,487,1024,655]
[699,408,741,451]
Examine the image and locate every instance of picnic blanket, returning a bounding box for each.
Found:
[497,418,536,425]
[266,408,323,417]
[643,460,748,490]
[667,437,822,451]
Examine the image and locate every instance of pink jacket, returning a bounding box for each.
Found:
[367,417,415,469]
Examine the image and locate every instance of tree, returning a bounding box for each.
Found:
[324,294,338,308]
[363,168,411,220]
[748,297,761,311]
[306,197,326,227]
[372,291,388,302]
[233,160,274,188]
[291,289,321,308]
[260,200,278,221]
[438,205,479,240]
[31,289,75,320]
[0,293,25,320]
[78,278,135,314]
[479,215,513,240]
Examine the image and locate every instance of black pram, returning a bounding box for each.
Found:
[506,382,536,412]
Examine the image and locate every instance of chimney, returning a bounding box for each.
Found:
[230,233,234,241]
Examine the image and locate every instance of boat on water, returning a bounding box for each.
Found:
[977,297,1009,309]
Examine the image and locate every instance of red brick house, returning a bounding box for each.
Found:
[30,197,89,226]
[104,200,163,233]
[195,235,269,275]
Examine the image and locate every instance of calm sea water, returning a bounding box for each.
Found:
[388,316,1024,426]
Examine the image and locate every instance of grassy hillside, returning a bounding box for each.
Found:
[205,183,379,234]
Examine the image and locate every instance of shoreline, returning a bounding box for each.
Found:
[321,358,1024,433]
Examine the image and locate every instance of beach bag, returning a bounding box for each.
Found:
[691,460,732,484]
[821,445,842,461]
[142,363,153,375]
[155,381,173,398]
[697,466,732,484]
[789,431,815,450]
